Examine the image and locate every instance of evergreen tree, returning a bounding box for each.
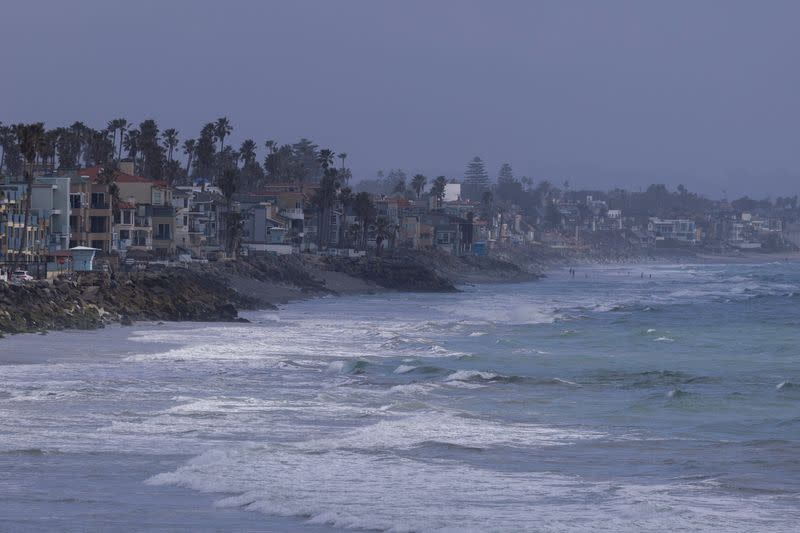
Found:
[497,163,514,184]
[463,156,489,201]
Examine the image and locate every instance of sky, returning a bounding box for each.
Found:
[1,0,799,198]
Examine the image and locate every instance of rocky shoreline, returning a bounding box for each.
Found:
[0,270,251,337]
[1,251,531,337]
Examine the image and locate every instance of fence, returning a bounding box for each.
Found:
[0,259,49,280]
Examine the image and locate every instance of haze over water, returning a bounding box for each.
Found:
[1,262,799,531]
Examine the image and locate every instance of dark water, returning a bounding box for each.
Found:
[1,262,799,531]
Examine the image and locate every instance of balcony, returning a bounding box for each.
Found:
[282,208,305,220]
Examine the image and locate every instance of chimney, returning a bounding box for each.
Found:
[119,160,135,175]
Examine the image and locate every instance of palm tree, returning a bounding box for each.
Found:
[98,164,122,217]
[123,128,141,170]
[214,117,232,152]
[317,148,335,170]
[14,123,45,258]
[162,128,179,162]
[338,186,353,247]
[107,119,122,159]
[116,119,128,160]
[431,175,448,208]
[353,191,375,250]
[0,123,10,173]
[218,166,241,256]
[239,139,257,166]
[338,152,347,170]
[374,217,393,256]
[314,167,341,248]
[411,174,427,198]
[182,138,197,176]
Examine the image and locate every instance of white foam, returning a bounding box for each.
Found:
[444,370,499,382]
[147,443,795,533]
[393,364,417,374]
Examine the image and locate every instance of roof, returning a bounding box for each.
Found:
[78,166,167,187]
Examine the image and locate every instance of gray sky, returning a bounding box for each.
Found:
[1,0,798,198]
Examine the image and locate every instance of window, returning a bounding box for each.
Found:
[91,192,107,209]
[119,230,130,240]
[90,216,107,233]
[123,211,133,224]
[70,193,83,209]
[152,190,163,205]
[156,223,171,240]
[91,240,104,250]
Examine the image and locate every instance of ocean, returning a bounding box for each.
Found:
[1,261,799,532]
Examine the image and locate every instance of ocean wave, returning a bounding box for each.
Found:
[443,370,578,388]
[147,441,789,532]
[776,381,800,391]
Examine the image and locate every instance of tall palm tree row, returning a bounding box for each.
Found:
[0,117,361,193]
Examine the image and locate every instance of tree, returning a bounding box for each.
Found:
[14,123,45,257]
[411,174,427,198]
[431,175,447,208]
[463,156,489,200]
[98,163,122,217]
[123,128,141,167]
[182,139,197,177]
[194,123,217,179]
[384,169,407,195]
[374,217,389,256]
[353,191,376,249]
[239,139,264,191]
[214,117,232,152]
[218,166,241,256]
[481,190,495,223]
[393,175,407,195]
[86,128,114,165]
[55,128,80,170]
[138,119,163,179]
[239,139,257,166]
[162,128,179,163]
[338,152,347,170]
[497,163,514,184]
[317,148,335,170]
[313,165,341,247]
[338,186,354,246]
[107,118,127,160]
[0,123,13,173]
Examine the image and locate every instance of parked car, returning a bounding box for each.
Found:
[11,270,34,283]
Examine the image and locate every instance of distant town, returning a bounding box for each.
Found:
[1,118,798,280]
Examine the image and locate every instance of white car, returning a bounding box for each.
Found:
[10,270,34,283]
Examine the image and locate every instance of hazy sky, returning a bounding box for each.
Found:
[2,0,799,197]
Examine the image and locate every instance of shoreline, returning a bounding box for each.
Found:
[3,248,797,339]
